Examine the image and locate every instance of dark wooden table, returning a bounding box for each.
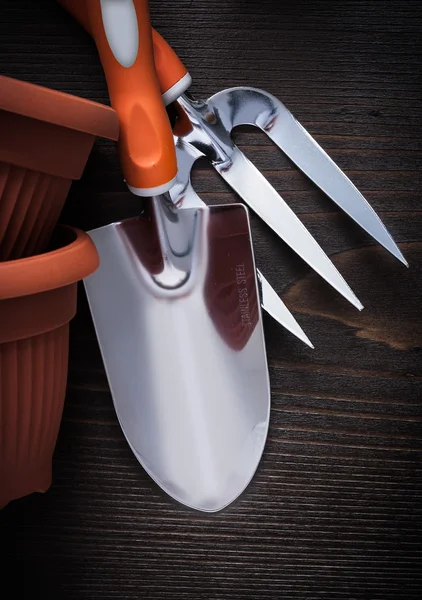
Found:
[1,1,421,598]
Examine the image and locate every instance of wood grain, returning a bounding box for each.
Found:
[0,1,421,598]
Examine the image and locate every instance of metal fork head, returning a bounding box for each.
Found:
[206,87,407,267]
[170,97,363,311]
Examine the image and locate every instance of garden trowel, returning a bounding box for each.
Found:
[62,0,297,512]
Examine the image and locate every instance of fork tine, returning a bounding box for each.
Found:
[257,271,314,349]
[266,108,408,266]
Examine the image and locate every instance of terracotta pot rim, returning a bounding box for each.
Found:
[0,225,99,300]
[0,75,119,140]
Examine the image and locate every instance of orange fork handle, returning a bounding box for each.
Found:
[153,31,191,105]
[57,0,91,31]
[57,0,190,105]
[60,0,177,195]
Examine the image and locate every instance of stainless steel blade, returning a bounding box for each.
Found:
[207,87,407,266]
[84,199,271,512]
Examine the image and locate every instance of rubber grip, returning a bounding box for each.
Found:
[61,0,176,192]
[57,1,190,100]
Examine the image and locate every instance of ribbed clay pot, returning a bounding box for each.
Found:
[0,75,118,260]
[0,226,99,507]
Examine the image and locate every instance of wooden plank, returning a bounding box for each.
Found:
[0,1,421,598]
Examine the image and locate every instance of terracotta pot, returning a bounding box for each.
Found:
[0,75,118,260]
[0,225,99,507]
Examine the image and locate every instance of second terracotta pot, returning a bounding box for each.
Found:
[0,226,99,508]
[0,75,118,260]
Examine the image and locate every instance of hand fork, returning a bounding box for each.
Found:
[151,32,408,278]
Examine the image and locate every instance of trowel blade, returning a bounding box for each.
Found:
[84,199,270,511]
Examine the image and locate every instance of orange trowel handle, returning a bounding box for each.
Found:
[58,0,177,195]
[57,0,190,106]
